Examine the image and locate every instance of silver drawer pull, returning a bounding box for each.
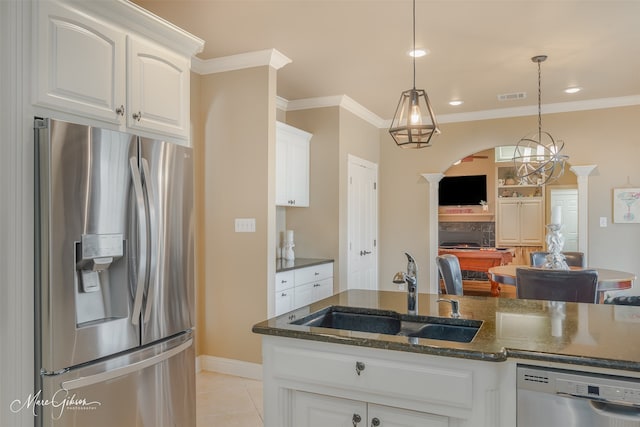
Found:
[352,414,362,426]
[355,361,365,375]
[371,418,380,427]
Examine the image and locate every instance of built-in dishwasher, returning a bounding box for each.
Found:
[517,365,640,426]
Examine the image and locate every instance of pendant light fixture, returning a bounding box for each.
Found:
[388,0,439,148]
[513,55,568,185]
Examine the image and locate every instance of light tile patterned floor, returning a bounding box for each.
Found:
[196,371,264,427]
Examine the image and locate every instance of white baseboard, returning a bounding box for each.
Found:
[197,355,263,381]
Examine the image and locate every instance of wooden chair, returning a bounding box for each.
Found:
[530,251,586,268]
[436,254,464,295]
[516,267,598,303]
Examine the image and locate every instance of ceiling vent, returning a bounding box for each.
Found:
[498,92,527,102]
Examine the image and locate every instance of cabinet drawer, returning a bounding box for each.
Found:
[272,345,473,410]
[274,288,295,316]
[295,263,333,285]
[276,270,295,292]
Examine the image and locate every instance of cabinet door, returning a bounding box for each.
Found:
[35,1,125,123]
[312,278,334,302]
[293,391,366,427]
[127,36,190,139]
[275,122,311,207]
[497,200,521,246]
[519,199,544,245]
[288,136,310,206]
[293,282,314,309]
[275,135,289,206]
[368,403,449,427]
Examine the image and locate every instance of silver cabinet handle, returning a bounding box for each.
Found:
[352,414,362,426]
[132,111,142,122]
[371,418,380,427]
[355,361,365,375]
[115,105,125,116]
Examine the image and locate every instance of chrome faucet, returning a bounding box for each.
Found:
[437,298,461,318]
[393,252,418,315]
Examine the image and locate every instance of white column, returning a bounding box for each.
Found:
[421,173,445,294]
[569,165,597,265]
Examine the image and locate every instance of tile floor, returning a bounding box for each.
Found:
[196,371,264,427]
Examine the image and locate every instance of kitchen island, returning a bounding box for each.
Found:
[253,290,640,426]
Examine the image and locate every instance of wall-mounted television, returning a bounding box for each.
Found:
[438,175,487,206]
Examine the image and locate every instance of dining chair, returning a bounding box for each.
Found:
[515,267,598,303]
[436,254,464,295]
[530,251,586,268]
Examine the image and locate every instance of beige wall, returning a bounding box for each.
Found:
[285,107,380,290]
[379,105,640,293]
[198,66,276,363]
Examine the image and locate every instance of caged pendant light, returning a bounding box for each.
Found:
[513,55,569,185]
[388,0,440,148]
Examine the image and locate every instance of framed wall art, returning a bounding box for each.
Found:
[613,188,640,223]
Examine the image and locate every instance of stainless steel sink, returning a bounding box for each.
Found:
[290,306,482,343]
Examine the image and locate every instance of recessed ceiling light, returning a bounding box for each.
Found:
[408,49,428,58]
[449,100,464,106]
[564,87,582,94]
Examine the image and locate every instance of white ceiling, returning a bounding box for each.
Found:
[135,0,640,123]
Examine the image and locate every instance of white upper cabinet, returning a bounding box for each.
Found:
[127,36,189,137]
[276,121,311,207]
[35,1,125,124]
[34,0,202,142]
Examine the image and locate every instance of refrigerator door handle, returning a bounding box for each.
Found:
[129,157,148,326]
[60,338,193,391]
[140,158,157,324]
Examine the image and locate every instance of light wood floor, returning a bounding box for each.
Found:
[197,371,263,427]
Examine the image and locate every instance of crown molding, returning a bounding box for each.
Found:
[192,49,291,75]
[432,95,640,125]
[69,0,204,55]
[285,95,386,128]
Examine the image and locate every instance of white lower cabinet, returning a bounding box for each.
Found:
[274,262,333,316]
[294,391,448,427]
[262,337,502,427]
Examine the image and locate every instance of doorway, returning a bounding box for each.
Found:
[549,188,579,251]
[347,155,378,290]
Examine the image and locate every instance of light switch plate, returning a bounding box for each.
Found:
[599,217,607,227]
[235,218,256,232]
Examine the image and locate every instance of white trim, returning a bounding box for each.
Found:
[197,355,263,381]
[421,173,445,294]
[570,165,598,266]
[287,95,386,128]
[432,95,640,125]
[276,96,289,111]
[192,48,291,75]
[68,0,204,55]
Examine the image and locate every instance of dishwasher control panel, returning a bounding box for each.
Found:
[519,365,640,406]
[557,378,640,405]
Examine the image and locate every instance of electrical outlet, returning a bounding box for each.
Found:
[235,218,256,232]
[599,217,607,227]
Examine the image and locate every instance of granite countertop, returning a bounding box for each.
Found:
[252,289,640,372]
[276,257,333,273]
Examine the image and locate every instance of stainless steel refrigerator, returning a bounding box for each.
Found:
[34,118,195,427]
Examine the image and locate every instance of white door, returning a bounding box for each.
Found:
[550,188,579,251]
[347,155,378,290]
